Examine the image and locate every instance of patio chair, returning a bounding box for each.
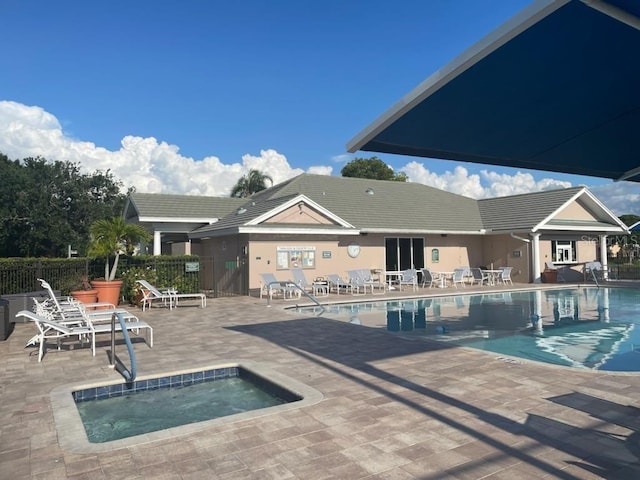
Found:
[259,273,298,300]
[398,269,418,291]
[469,268,490,286]
[136,280,206,310]
[420,268,437,288]
[451,268,466,288]
[499,266,514,285]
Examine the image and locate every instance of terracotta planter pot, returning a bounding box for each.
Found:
[91,279,123,307]
[70,289,99,304]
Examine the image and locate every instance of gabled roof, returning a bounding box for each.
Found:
[191,174,486,237]
[124,192,245,223]
[346,0,640,182]
[479,187,628,233]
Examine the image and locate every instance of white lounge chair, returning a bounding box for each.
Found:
[136,280,206,310]
[16,310,153,361]
[327,274,350,295]
[259,273,298,300]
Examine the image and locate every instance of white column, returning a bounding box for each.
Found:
[532,233,541,283]
[600,234,608,280]
[153,230,161,256]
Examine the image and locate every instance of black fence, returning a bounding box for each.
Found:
[0,255,246,302]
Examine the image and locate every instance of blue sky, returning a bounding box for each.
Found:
[1,0,638,214]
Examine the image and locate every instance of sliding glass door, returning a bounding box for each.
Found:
[385,237,424,271]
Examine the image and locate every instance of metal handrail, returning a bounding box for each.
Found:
[109,312,137,382]
[265,281,325,313]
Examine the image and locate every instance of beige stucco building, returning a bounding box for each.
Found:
[124,174,628,296]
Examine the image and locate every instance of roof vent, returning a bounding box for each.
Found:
[236,207,247,215]
[365,188,375,195]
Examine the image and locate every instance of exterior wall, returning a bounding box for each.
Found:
[423,235,483,272]
[481,234,531,283]
[247,234,385,291]
[553,199,596,221]
[266,204,336,224]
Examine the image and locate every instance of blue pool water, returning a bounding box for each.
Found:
[74,366,301,443]
[296,287,640,371]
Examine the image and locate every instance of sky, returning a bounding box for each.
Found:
[1,0,639,215]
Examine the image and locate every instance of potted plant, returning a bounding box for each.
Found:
[88,217,150,306]
[69,275,99,304]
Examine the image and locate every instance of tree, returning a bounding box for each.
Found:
[230,169,274,198]
[87,216,150,281]
[341,156,407,182]
[0,153,128,257]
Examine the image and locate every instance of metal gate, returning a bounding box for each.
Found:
[199,256,248,297]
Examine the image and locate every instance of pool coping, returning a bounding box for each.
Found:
[50,360,324,454]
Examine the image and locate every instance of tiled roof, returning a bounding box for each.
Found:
[478,187,584,232]
[127,193,245,220]
[244,174,484,232]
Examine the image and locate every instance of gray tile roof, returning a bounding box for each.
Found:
[127,193,245,220]
[242,174,484,232]
[478,187,585,232]
[129,175,624,237]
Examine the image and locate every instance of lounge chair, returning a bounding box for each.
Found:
[327,274,350,295]
[290,268,314,294]
[358,269,386,294]
[346,270,369,295]
[545,262,566,282]
[16,310,153,361]
[136,280,206,311]
[259,273,298,300]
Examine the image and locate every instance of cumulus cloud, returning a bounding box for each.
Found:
[401,161,572,199]
[2,100,635,215]
[0,101,308,196]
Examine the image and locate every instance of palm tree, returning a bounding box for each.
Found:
[230,169,273,198]
[88,216,150,281]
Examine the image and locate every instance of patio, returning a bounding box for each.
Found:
[2,283,640,479]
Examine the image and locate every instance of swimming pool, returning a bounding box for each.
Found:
[296,287,640,371]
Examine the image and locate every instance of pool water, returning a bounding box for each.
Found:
[75,367,300,443]
[297,287,640,371]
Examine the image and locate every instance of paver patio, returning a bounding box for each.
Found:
[2,284,640,479]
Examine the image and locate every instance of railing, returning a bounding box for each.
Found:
[265,281,324,314]
[109,312,137,382]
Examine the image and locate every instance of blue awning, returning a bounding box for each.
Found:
[347,0,640,182]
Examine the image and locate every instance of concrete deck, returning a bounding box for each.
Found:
[2,282,640,479]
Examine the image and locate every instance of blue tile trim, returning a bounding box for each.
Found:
[73,366,243,403]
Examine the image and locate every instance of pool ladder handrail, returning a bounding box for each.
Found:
[265,281,325,314]
[109,312,137,382]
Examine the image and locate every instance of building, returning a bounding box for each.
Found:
[124,173,627,295]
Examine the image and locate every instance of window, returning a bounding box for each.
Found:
[552,240,576,263]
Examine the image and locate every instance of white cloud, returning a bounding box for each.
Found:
[0,101,308,196]
[401,161,572,199]
[2,100,637,216]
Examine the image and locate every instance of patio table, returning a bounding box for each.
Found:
[482,269,503,285]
